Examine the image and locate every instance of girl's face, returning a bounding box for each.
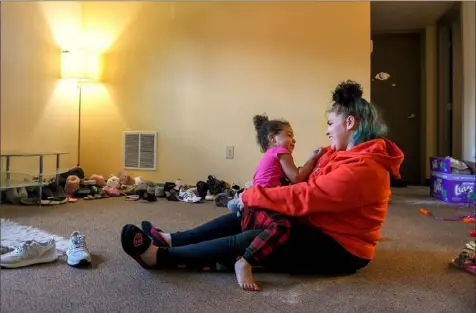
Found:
[269,124,296,153]
[326,112,356,150]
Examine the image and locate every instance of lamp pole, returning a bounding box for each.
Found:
[77,82,83,166]
[61,49,101,166]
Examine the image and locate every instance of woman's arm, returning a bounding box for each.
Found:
[241,160,388,216]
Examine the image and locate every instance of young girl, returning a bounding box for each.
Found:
[232,114,324,291]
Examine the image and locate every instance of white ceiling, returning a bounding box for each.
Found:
[371,1,454,32]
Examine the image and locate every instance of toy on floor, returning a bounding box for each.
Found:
[419,190,476,222]
[64,175,81,195]
[419,207,476,223]
[89,174,106,187]
[117,170,136,186]
[419,191,476,275]
[107,175,120,188]
[451,233,476,275]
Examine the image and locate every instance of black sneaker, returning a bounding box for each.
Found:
[141,221,170,247]
[120,224,152,269]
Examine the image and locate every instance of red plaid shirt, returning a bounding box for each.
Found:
[240,207,291,264]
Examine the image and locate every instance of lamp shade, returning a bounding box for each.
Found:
[61,49,101,81]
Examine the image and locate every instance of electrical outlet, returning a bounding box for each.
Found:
[226,146,234,159]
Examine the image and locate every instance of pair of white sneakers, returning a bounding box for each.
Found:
[0,231,91,269]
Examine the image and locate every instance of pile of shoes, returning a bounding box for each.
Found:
[158,180,202,203]
[1,180,69,206]
[196,175,243,204]
[214,183,243,208]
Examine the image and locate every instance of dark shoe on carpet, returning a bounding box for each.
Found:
[120,224,152,269]
[141,221,170,247]
[214,193,229,207]
[166,190,179,201]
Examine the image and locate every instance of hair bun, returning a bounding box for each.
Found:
[332,80,363,105]
[253,114,269,132]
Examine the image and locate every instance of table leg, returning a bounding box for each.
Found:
[6,156,10,186]
[38,155,44,206]
[56,154,60,183]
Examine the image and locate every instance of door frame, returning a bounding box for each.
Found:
[436,2,463,159]
[371,30,427,185]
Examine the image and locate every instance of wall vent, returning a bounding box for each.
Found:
[123,131,157,170]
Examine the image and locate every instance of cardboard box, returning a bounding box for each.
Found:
[430,171,476,203]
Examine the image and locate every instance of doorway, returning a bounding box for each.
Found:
[371,33,423,185]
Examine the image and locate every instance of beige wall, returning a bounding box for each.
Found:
[80,2,371,184]
[461,2,476,162]
[1,2,81,176]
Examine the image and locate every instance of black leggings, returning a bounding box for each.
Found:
[158,213,370,275]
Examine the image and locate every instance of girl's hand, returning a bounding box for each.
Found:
[311,146,325,160]
[237,192,246,211]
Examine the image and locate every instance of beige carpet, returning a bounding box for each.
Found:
[1,187,475,313]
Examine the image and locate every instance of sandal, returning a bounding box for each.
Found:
[40,198,67,205]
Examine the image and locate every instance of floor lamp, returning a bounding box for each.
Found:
[61,49,101,166]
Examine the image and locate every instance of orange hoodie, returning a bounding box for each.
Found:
[242,138,404,260]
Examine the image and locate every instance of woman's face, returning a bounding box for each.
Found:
[326,112,356,150]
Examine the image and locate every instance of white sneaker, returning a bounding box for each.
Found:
[0,239,58,268]
[66,231,92,267]
[1,245,13,255]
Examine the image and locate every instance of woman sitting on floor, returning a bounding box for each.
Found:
[120,80,404,291]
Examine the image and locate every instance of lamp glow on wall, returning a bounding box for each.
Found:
[61,49,101,81]
[61,49,102,165]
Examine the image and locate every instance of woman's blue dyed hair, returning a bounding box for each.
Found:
[328,80,387,145]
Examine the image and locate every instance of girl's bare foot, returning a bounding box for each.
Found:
[234,258,260,292]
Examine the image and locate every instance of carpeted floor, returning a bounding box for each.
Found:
[1,186,475,313]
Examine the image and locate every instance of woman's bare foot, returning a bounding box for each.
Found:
[234,258,260,292]
[141,245,159,266]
